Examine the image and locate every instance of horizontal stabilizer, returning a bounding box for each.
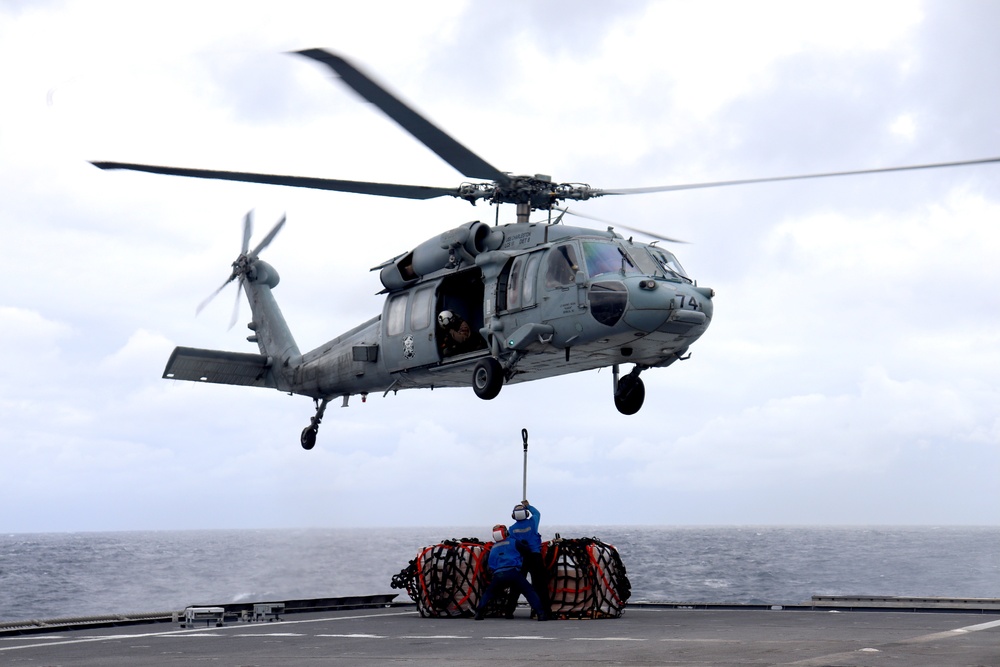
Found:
[163,346,274,388]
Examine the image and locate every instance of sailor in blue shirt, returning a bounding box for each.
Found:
[509,501,549,613]
[509,501,541,551]
[474,524,547,621]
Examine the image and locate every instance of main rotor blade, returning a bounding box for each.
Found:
[91,162,460,200]
[554,207,688,244]
[596,156,1000,196]
[295,49,510,186]
[249,214,286,258]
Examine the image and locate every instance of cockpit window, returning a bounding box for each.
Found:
[545,243,580,288]
[582,241,642,278]
[623,245,659,276]
[648,247,690,281]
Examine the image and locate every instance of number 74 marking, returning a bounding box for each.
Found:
[675,295,700,310]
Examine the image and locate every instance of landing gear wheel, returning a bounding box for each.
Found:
[300,426,318,450]
[472,357,503,400]
[614,375,645,415]
[300,398,329,451]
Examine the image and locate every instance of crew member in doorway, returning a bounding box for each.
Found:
[509,500,549,614]
[474,524,548,621]
[438,310,474,356]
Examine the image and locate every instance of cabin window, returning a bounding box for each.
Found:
[411,286,434,331]
[522,252,541,306]
[582,241,642,278]
[545,243,580,288]
[507,256,523,310]
[499,252,543,312]
[386,293,407,336]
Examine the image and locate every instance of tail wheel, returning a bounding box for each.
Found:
[472,357,503,400]
[614,375,645,415]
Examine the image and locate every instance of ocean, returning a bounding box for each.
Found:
[1,526,998,622]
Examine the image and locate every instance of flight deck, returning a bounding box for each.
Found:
[2,599,998,666]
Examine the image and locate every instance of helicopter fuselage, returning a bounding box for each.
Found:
[241,220,710,397]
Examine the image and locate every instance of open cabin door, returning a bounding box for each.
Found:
[380,270,489,373]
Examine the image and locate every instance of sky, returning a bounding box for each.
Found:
[2,0,998,533]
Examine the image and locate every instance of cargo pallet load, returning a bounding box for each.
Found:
[391,536,631,620]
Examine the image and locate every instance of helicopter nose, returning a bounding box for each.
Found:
[622,279,712,334]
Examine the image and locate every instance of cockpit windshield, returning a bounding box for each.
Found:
[647,247,690,281]
[582,241,643,278]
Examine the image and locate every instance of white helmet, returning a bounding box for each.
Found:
[437,310,455,328]
[512,504,530,521]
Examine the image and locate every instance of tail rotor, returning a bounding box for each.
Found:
[196,210,286,329]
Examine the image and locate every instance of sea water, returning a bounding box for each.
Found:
[1,526,997,622]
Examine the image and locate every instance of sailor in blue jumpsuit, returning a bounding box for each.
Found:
[474,525,547,621]
[509,501,550,613]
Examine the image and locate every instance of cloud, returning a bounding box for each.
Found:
[0,306,71,349]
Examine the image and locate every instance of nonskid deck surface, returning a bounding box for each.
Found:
[2,604,999,667]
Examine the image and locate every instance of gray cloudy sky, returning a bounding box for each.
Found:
[2,1,998,533]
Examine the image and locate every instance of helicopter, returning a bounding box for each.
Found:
[93,49,1000,450]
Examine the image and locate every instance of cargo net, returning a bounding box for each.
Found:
[390,538,491,617]
[390,536,630,619]
[547,537,631,619]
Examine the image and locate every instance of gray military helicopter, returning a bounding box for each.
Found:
[93,50,1000,450]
